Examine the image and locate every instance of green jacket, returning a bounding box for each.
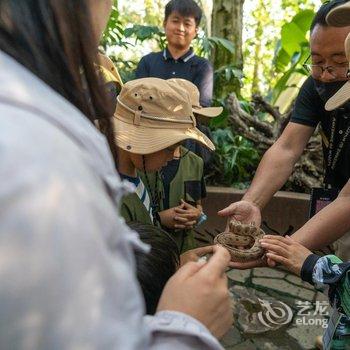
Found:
[120,192,153,225]
[140,146,205,253]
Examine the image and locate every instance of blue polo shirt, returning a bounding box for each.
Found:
[135,47,213,107]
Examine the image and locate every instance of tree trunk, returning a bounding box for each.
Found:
[211,0,244,96]
[222,93,323,192]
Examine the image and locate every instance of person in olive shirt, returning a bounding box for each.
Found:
[112,77,215,227]
[219,0,350,265]
[140,79,222,252]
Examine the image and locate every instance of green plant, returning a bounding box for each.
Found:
[124,25,166,49]
[272,9,314,102]
[208,128,260,188]
[101,3,130,50]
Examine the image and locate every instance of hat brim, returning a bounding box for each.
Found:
[114,118,215,154]
[193,106,223,118]
[326,3,350,27]
[325,81,350,111]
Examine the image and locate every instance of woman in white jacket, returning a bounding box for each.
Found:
[0,1,232,349]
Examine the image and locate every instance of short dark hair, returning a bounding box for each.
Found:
[129,222,180,315]
[165,0,202,27]
[311,0,350,32]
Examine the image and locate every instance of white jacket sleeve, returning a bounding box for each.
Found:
[0,111,223,350]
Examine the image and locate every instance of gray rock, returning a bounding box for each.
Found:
[221,327,242,347]
[227,340,257,350]
[253,267,287,279]
[227,268,251,283]
[252,278,315,301]
[287,318,325,350]
[230,286,293,334]
[285,274,316,291]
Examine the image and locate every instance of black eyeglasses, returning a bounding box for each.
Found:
[303,55,349,79]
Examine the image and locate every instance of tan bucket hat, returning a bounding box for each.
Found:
[113,77,215,154]
[97,53,123,87]
[168,78,223,117]
[325,32,350,111]
[326,2,350,27]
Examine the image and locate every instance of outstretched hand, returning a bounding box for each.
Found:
[218,200,262,230]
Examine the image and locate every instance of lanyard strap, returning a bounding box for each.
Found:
[325,112,350,187]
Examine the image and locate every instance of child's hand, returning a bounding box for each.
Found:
[259,235,313,276]
[174,199,202,223]
[180,245,214,266]
[159,204,197,229]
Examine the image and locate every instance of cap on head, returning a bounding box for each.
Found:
[326,1,350,27]
[167,78,223,117]
[113,77,215,154]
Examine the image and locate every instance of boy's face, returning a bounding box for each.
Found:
[131,146,178,172]
[164,12,198,51]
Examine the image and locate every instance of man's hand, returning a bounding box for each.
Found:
[157,246,233,339]
[260,235,312,276]
[218,200,262,230]
[180,245,214,266]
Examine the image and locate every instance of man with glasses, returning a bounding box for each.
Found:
[219,0,350,264]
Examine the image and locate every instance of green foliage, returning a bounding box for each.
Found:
[208,128,260,188]
[272,9,314,102]
[196,34,242,99]
[111,23,240,95]
[199,36,235,57]
[101,2,319,190]
[101,4,129,50]
[124,25,166,49]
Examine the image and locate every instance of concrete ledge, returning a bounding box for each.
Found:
[201,187,310,237]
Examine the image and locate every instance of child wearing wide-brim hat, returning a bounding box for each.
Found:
[113,77,214,227]
[139,78,222,252]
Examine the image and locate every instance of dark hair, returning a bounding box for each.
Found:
[129,222,180,315]
[0,1,118,162]
[311,0,350,32]
[165,0,202,27]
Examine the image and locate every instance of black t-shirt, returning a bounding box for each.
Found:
[291,76,350,189]
[135,47,213,107]
[135,48,215,171]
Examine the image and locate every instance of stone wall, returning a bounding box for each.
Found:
[197,187,310,242]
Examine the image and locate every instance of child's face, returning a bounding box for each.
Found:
[131,145,178,172]
[164,12,198,51]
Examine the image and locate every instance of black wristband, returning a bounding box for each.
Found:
[300,254,321,284]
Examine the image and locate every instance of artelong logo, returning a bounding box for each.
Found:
[257,298,293,328]
[256,299,329,329]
